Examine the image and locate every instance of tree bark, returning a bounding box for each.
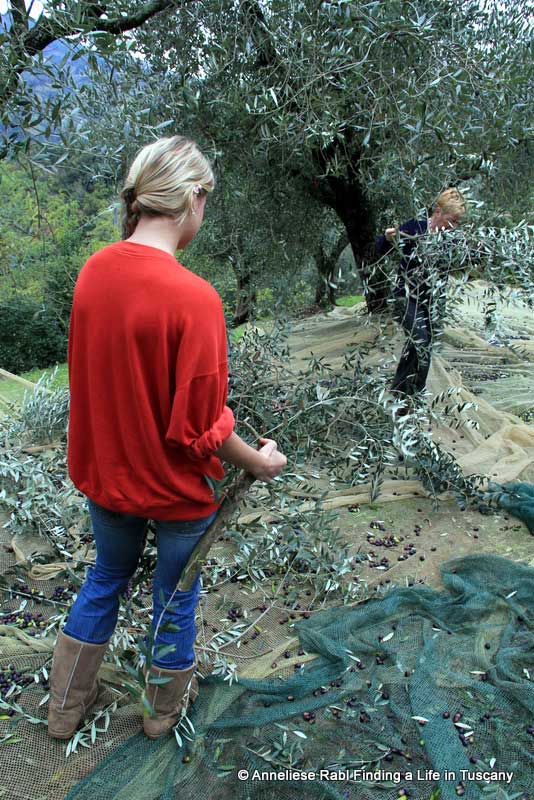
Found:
[233,0,387,314]
[314,232,349,308]
[314,249,337,307]
[233,268,256,326]
[309,172,387,313]
[327,178,387,313]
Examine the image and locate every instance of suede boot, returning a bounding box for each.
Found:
[47,630,109,740]
[143,661,199,740]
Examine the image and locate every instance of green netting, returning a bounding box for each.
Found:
[66,554,534,800]
[492,482,534,535]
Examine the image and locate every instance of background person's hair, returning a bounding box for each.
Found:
[120,136,215,239]
[435,187,466,218]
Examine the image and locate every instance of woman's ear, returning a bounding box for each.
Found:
[192,192,207,217]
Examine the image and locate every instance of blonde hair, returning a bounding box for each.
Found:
[435,187,466,218]
[120,135,215,238]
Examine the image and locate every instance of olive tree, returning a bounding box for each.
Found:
[135,0,534,310]
[187,150,343,323]
[2,0,532,313]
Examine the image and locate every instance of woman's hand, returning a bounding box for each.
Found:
[385,226,398,242]
[214,432,287,482]
[252,438,287,482]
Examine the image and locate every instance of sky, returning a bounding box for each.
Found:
[0,1,44,17]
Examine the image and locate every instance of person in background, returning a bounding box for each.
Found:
[47,136,287,741]
[375,188,466,400]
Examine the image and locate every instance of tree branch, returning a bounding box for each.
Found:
[1,0,187,121]
[92,0,182,35]
[24,1,183,55]
[10,0,28,25]
[240,0,278,68]
[177,473,256,591]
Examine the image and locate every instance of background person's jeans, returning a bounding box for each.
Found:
[63,499,216,669]
[391,296,433,396]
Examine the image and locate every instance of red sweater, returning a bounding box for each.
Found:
[67,241,235,520]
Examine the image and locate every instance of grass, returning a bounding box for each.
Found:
[0,380,25,407]
[335,294,364,307]
[22,363,69,388]
[0,362,68,409]
[230,324,247,343]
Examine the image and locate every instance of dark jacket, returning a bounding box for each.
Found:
[375,218,430,301]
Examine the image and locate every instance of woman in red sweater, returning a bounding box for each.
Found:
[47,136,286,741]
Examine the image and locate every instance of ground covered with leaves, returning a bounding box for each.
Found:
[0,290,533,800]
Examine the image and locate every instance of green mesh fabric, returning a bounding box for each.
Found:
[492,482,534,535]
[66,554,534,800]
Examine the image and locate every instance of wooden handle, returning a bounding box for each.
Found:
[177,472,256,591]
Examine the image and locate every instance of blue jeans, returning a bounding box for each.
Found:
[63,498,216,669]
[391,297,433,396]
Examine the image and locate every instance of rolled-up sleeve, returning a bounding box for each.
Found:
[164,282,235,460]
[190,405,234,459]
[165,368,235,460]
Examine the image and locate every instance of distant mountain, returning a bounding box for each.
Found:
[1,11,101,140]
[26,39,96,88]
[0,10,96,91]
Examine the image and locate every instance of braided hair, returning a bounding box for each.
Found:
[120,136,214,240]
